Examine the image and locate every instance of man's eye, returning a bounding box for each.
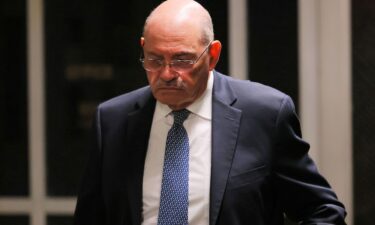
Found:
[173,60,193,68]
[148,59,163,65]
[174,59,193,64]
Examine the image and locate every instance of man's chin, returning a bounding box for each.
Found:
[154,88,184,97]
[156,96,190,108]
[157,96,183,104]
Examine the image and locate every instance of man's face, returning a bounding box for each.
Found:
[142,24,212,110]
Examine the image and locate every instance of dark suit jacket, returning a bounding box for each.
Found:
[74,71,346,225]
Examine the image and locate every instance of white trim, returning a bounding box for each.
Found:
[298,0,352,224]
[0,198,76,215]
[0,198,31,214]
[28,0,46,224]
[45,198,77,214]
[298,0,321,164]
[228,0,248,80]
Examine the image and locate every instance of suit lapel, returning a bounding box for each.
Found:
[125,89,156,225]
[210,72,242,225]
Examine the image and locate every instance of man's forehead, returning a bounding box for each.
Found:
[144,1,205,34]
[143,23,202,47]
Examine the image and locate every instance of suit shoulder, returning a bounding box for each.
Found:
[99,86,150,108]
[214,75,295,122]
[98,86,152,113]
[224,75,291,106]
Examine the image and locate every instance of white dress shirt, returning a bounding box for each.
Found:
[142,72,213,225]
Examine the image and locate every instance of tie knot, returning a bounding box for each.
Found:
[172,109,190,125]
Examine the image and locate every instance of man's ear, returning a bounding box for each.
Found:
[208,40,222,70]
[140,37,145,47]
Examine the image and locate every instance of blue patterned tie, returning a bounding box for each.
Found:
[157,109,190,225]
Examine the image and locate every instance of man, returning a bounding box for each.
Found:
[74,0,346,224]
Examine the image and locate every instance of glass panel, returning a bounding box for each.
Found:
[47,215,73,225]
[352,0,375,224]
[44,0,228,196]
[0,0,29,196]
[0,216,29,225]
[247,0,299,110]
[199,0,229,74]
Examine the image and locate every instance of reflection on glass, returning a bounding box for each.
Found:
[44,0,151,196]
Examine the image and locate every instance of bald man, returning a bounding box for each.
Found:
[74,1,346,224]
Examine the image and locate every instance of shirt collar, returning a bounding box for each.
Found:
[153,71,213,121]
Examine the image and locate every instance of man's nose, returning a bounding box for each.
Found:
[159,64,177,81]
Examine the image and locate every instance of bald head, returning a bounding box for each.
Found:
[143,0,214,45]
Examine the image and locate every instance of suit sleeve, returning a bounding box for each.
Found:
[273,96,347,224]
[74,107,106,225]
